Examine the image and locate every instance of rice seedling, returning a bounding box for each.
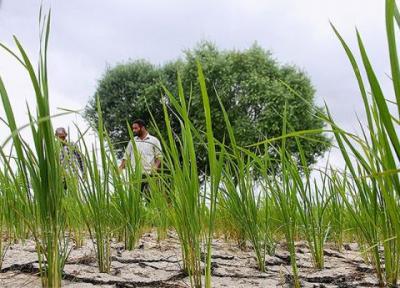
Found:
[0,148,31,243]
[263,105,301,287]
[0,166,8,270]
[0,9,71,287]
[110,127,145,250]
[196,63,225,287]
[265,154,301,287]
[159,77,204,287]
[216,90,275,272]
[74,100,114,273]
[64,188,86,248]
[150,66,222,287]
[221,156,273,272]
[326,168,348,251]
[329,0,400,285]
[147,173,170,241]
[289,141,331,269]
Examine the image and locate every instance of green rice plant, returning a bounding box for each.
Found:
[112,169,144,250]
[0,167,7,270]
[258,191,280,249]
[75,102,114,273]
[216,91,274,271]
[263,105,300,287]
[214,195,245,241]
[159,78,203,287]
[57,142,86,249]
[221,156,274,272]
[329,0,400,285]
[152,68,223,287]
[287,140,332,269]
[0,10,70,287]
[196,63,225,287]
[328,161,386,285]
[0,223,4,271]
[147,173,170,241]
[265,155,300,287]
[285,137,332,269]
[0,149,31,242]
[326,168,348,250]
[64,189,86,248]
[216,192,248,247]
[110,129,145,250]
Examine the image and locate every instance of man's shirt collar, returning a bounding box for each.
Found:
[135,134,151,141]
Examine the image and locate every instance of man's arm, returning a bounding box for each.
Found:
[71,144,84,173]
[152,138,162,171]
[74,150,84,173]
[119,141,132,172]
[119,159,126,171]
[154,158,161,170]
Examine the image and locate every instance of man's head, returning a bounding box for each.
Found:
[132,119,147,137]
[55,127,67,141]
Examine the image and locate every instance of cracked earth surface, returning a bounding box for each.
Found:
[0,232,380,287]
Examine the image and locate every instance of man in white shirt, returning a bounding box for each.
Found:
[119,118,162,175]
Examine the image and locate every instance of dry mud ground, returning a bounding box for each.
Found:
[0,231,380,287]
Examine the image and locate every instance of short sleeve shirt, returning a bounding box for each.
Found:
[123,134,162,173]
[60,143,84,173]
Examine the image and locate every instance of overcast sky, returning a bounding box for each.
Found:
[0,0,394,168]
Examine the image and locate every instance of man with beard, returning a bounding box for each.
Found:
[119,119,163,199]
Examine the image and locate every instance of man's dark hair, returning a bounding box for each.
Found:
[132,119,146,128]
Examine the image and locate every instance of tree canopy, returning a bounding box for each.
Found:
[85,42,330,173]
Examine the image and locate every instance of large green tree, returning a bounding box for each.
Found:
[85,42,330,172]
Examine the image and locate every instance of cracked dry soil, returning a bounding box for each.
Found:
[0,231,380,287]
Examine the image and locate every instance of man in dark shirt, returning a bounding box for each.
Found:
[55,127,84,184]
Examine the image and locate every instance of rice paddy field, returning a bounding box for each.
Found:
[1,1,400,287]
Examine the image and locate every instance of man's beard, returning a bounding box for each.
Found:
[133,131,140,137]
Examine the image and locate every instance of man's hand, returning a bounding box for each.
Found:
[150,165,159,174]
[153,158,161,173]
[119,159,126,173]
